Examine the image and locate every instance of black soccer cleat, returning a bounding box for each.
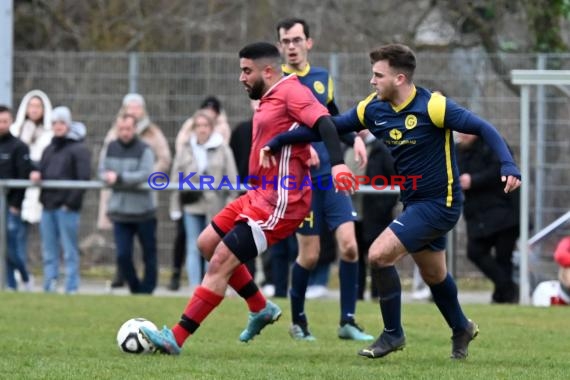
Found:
[450,319,479,359]
[357,331,406,359]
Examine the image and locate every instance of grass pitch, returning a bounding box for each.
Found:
[0,292,567,380]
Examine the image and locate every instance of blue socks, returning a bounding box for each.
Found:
[372,266,403,336]
[339,259,358,324]
[290,262,310,325]
[430,273,469,333]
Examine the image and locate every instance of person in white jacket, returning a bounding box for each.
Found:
[11,90,53,224]
[169,110,237,291]
[9,90,53,288]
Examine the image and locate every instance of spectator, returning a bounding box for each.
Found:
[100,113,157,294]
[229,100,258,183]
[166,214,186,291]
[10,90,53,224]
[31,106,90,294]
[553,237,570,305]
[456,131,520,303]
[9,90,53,286]
[170,110,237,292]
[167,96,232,290]
[176,96,232,151]
[98,93,171,288]
[532,237,570,306]
[0,105,32,290]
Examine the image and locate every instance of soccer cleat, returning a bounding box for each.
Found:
[450,319,479,359]
[139,325,181,355]
[289,324,316,341]
[338,321,374,341]
[357,331,406,358]
[239,300,282,342]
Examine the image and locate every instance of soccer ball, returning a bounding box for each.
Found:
[116,318,158,354]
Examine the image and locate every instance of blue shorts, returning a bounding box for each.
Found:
[389,201,461,253]
[297,181,357,236]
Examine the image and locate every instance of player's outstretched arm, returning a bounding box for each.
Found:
[266,112,362,153]
[315,115,357,194]
[264,125,320,153]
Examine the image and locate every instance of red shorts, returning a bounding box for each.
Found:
[212,193,302,246]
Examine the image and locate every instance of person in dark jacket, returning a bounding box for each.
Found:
[30,106,91,294]
[0,105,32,290]
[456,132,520,303]
[100,113,157,294]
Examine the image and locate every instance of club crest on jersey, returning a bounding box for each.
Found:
[389,129,402,140]
[405,114,417,129]
[313,81,325,94]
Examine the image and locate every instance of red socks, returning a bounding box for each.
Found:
[172,286,223,346]
[228,264,266,312]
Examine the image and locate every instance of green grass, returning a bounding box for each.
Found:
[0,293,567,380]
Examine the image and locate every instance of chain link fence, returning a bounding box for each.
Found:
[11,49,570,282]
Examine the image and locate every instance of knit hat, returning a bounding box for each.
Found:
[122,93,146,107]
[51,106,72,126]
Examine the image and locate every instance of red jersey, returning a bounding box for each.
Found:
[248,75,329,219]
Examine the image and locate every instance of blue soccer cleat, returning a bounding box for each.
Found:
[139,325,181,355]
[239,300,282,342]
[338,321,374,341]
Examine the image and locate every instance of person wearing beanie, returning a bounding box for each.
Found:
[30,106,91,294]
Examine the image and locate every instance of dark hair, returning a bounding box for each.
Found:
[200,96,221,115]
[276,18,310,39]
[369,44,416,81]
[0,105,12,115]
[239,42,281,61]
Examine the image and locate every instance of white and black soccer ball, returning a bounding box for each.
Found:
[116,318,158,354]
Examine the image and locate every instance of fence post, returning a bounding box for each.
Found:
[534,54,546,243]
[0,0,13,107]
[128,52,139,94]
[329,53,339,97]
[0,184,6,289]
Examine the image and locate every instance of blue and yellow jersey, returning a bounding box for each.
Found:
[283,64,336,179]
[335,86,462,208]
[268,85,520,209]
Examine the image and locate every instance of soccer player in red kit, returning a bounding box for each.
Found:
[141,42,354,354]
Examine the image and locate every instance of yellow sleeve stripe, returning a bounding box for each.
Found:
[427,92,446,128]
[327,76,334,104]
[357,92,376,127]
[444,129,453,207]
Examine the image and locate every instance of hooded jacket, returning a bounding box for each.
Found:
[10,90,54,223]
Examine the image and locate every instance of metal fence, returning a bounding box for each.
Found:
[10,50,570,283]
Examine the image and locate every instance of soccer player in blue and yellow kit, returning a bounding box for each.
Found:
[276,18,373,341]
[261,44,521,359]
